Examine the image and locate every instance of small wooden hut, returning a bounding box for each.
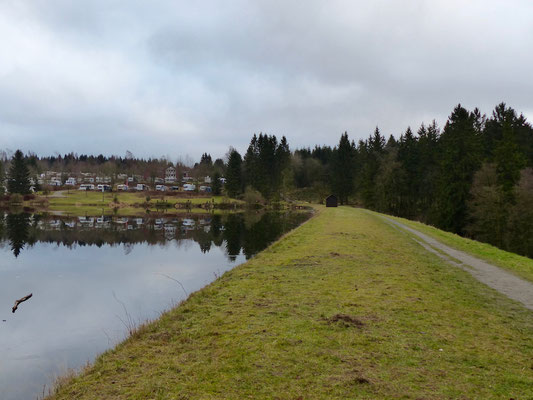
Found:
[325,195,338,207]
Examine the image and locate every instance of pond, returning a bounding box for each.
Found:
[0,211,310,400]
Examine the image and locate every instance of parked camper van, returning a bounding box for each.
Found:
[79,184,95,191]
[97,184,112,192]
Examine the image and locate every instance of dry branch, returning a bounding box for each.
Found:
[12,293,32,313]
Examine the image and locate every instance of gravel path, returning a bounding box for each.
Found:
[383,216,533,311]
[48,190,66,198]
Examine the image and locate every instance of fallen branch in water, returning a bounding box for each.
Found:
[12,293,32,313]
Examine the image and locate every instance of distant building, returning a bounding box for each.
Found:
[165,166,176,183]
[325,195,338,207]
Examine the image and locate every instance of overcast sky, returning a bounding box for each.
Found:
[1,0,532,161]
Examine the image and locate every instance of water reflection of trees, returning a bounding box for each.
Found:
[0,212,310,260]
[6,213,32,257]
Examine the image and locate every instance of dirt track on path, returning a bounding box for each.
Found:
[382,216,533,311]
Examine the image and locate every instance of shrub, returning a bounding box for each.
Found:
[243,186,265,207]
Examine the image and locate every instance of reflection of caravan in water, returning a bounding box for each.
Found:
[49,219,62,230]
[78,217,95,227]
[182,219,195,227]
[96,216,111,227]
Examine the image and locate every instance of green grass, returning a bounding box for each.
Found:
[48,207,533,399]
[379,212,533,284]
[39,191,243,216]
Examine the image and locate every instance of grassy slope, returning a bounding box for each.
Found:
[49,207,533,399]
[380,212,533,284]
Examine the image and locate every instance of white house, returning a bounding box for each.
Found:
[165,166,176,183]
[204,176,212,184]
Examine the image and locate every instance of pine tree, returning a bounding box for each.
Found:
[417,121,440,220]
[7,150,31,195]
[466,163,507,247]
[0,159,4,196]
[434,105,482,234]
[494,120,527,198]
[331,132,356,205]
[225,149,243,198]
[212,172,222,195]
[397,127,419,218]
[358,128,385,208]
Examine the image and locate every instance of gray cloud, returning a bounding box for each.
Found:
[1,0,532,159]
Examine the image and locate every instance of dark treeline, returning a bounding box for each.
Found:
[288,103,531,258]
[224,103,533,257]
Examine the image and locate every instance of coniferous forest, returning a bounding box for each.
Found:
[229,102,533,258]
[2,103,533,258]
[300,103,533,257]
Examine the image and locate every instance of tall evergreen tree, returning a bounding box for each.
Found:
[243,133,289,200]
[358,128,385,208]
[466,163,507,247]
[200,153,213,166]
[494,120,527,198]
[225,149,243,198]
[7,150,31,195]
[0,159,4,196]
[331,132,356,205]
[433,105,482,233]
[417,121,440,219]
[397,127,419,218]
[212,171,222,195]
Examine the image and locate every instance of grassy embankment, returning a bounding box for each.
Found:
[49,207,533,399]
[38,191,244,216]
[379,212,533,284]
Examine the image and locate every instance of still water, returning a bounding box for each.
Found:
[0,211,309,400]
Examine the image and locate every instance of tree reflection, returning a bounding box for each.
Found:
[0,212,310,259]
[6,213,31,257]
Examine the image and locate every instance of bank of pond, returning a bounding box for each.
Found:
[0,210,311,400]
